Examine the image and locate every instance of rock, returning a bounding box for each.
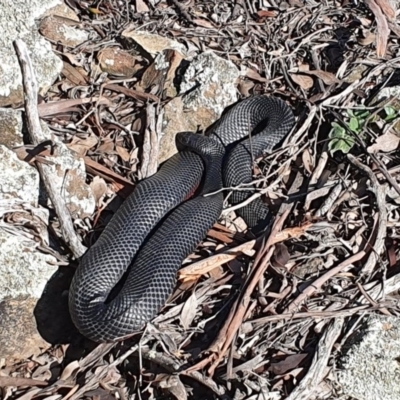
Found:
[39,15,89,48]
[39,124,96,219]
[0,0,63,107]
[122,28,187,57]
[0,109,95,218]
[0,228,57,307]
[43,2,80,20]
[179,51,239,119]
[337,315,400,400]
[0,129,87,361]
[0,145,39,205]
[0,108,24,148]
[0,296,51,362]
[0,152,57,360]
[98,47,142,77]
[160,51,239,163]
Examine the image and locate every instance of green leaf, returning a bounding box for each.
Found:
[384,106,398,122]
[328,123,356,155]
[355,110,369,119]
[385,106,396,117]
[349,117,359,132]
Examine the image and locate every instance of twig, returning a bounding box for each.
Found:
[13,39,86,259]
[348,154,387,277]
[170,0,194,25]
[68,345,139,400]
[0,377,48,388]
[139,102,161,179]
[285,250,366,313]
[364,270,400,301]
[181,370,226,397]
[138,348,226,397]
[207,210,290,376]
[315,182,343,217]
[356,282,391,316]
[249,303,390,327]
[178,239,257,279]
[304,151,328,211]
[365,0,390,58]
[32,343,117,399]
[286,318,344,400]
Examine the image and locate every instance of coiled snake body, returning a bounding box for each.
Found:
[69,96,295,342]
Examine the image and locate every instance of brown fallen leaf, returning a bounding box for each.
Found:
[375,0,396,21]
[256,9,279,21]
[158,375,188,400]
[302,147,314,174]
[193,18,216,29]
[161,50,185,98]
[38,97,111,117]
[269,353,308,375]
[116,145,131,162]
[0,376,48,387]
[358,29,376,46]
[105,83,159,102]
[90,176,108,205]
[271,243,290,269]
[242,67,268,82]
[136,0,150,13]
[84,156,134,189]
[298,63,310,72]
[238,79,255,96]
[305,70,341,85]
[207,228,235,244]
[365,0,390,57]
[388,21,400,38]
[179,222,314,280]
[98,47,141,78]
[180,293,198,329]
[98,138,114,154]
[367,131,400,153]
[178,239,257,280]
[290,73,314,90]
[67,134,98,156]
[62,61,88,85]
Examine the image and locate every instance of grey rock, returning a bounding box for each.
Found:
[0,119,94,361]
[39,15,89,48]
[0,228,57,305]
[39,124,96,219]
[122,28,188,57]
[0,108,24,148]
[0,145,39,205]
[337,314,400,400]
[160,51,239,163]
[0,296,51,362]
[0,0,63,106]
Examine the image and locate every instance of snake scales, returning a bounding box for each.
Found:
[69,95,295,342]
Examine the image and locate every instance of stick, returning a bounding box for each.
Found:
[285,250,366,313]
[348,154,387,276]
[286,318,344,400]
[13,39,86,259]
[207,210,290,376]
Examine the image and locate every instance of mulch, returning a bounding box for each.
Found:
[2,0,400,399]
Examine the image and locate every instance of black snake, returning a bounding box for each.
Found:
[69,95,295,342]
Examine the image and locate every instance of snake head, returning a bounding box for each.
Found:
[176,131,225,158]
[175,131,194,149]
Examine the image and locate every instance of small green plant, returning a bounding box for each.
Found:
[328,106,399,155]
[383,105,397,122]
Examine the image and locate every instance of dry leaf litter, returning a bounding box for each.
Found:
[2,0,400,399]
